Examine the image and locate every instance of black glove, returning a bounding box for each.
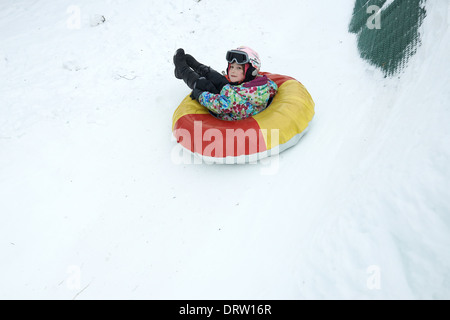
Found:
[190,87,203,100]
[190,77,217,100]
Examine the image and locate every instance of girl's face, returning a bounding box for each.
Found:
[228,63,245,83]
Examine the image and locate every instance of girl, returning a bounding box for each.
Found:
[173,46,278,121]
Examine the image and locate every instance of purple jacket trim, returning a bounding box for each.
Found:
[243,75,268,88]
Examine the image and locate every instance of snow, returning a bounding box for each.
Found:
[0,0,449,299]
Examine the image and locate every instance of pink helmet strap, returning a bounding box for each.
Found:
[244,63,250,75]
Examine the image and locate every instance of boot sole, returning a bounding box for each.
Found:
[173,49,185,79]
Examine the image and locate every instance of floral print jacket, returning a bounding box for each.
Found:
[198,75,278,121]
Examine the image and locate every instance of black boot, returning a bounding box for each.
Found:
[185,54,211,77]
[173,49,200,89]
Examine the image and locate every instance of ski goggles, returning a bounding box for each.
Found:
[226,50,250,64]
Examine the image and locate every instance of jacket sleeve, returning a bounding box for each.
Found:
[269,79,278,98]
[198,86,234,115]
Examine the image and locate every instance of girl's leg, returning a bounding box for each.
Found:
[205,69,229,92]
[186,54,228,91]
[173,49,200,89]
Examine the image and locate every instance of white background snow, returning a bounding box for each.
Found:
[1,0,449,299]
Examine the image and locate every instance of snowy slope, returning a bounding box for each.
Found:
[0,0,449,299]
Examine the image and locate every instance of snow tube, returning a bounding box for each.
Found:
[172,72,315,164]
